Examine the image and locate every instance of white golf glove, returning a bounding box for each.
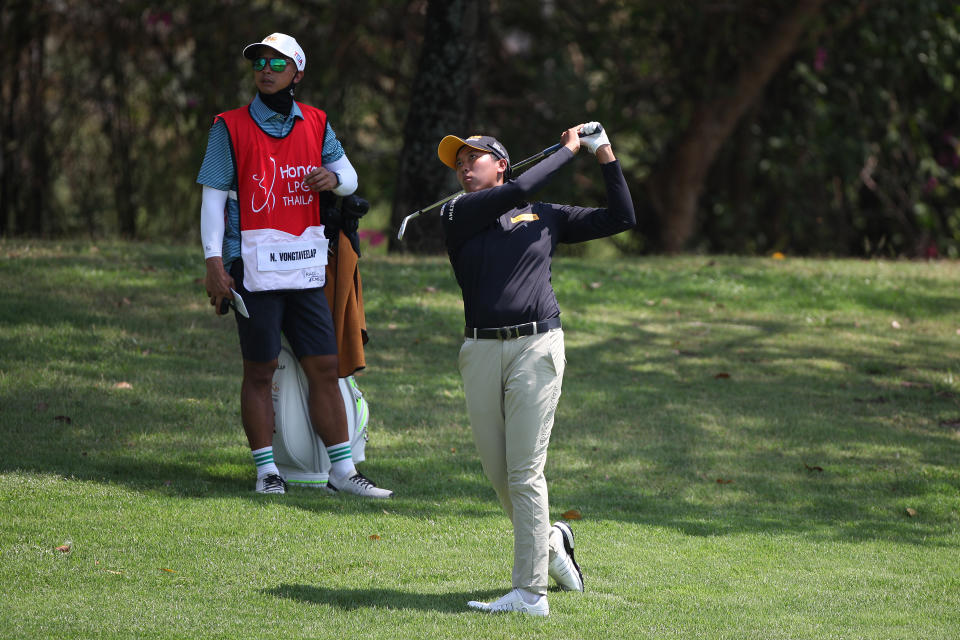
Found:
[579,122,610,153]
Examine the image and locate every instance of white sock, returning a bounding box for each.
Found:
[326,442,356,481]
[252,446,280,478]
[517,588,543,605]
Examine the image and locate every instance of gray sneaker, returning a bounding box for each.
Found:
[255,473,287,494]
[327,471,393,498]
[548,521,584,591]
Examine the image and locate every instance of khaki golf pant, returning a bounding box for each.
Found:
[458,328,565,596]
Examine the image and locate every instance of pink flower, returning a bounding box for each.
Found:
[359,229,386,247]
[814,47,827,72]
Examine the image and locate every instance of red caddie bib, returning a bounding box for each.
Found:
[217,104,329,291]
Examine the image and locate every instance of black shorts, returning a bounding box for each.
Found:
[229,259,337,362]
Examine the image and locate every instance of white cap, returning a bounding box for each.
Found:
[243,33,306,71]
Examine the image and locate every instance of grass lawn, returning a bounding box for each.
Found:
[1,240,958,639]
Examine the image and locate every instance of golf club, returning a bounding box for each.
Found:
[397,126,602,240]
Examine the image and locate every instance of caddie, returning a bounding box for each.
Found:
[197,32,391,498]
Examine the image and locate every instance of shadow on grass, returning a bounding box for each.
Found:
[267,584,502,613]
[542,314,960,546]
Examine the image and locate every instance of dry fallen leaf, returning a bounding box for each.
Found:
[369,534,381,541]
[160,568,176,573]
[905,508,918,518]
[716,478,733,484]
[561,509,582,520]
[55,543,72,553]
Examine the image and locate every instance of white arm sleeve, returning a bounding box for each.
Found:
[200,186,229,259]
[326,154,358,196]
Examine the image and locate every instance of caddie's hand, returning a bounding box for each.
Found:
[204,257,236,316]
[578,121,610,154]
[303,166,340,192]
[561,125,582,155]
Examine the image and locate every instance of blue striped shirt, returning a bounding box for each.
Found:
[197,94,346,264]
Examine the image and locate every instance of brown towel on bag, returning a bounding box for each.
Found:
[324,230,368,377]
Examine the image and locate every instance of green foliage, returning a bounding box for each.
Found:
[2,1,958,256]
[704,0,960,256]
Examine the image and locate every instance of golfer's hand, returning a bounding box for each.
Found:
[303,166,340,192]
[204,257,235,316]
[562,125,582,155]
[579,122,610,154]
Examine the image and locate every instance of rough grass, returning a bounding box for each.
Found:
[1,241,958,639]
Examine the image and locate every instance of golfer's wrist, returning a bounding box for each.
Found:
[595,145,615,164]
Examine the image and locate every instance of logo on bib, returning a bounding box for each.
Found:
[251,157,277,213]
[250,157,318,214]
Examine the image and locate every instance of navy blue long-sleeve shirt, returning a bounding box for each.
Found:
[441,147,636,328]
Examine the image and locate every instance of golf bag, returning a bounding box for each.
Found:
[271,336,369,488]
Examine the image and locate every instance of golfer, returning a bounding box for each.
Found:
[436,123,635,615]
[197,33,390,498]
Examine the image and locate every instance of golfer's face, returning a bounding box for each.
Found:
[252,47,301,95]
[456,147,504,193]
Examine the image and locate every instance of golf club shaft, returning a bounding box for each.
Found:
[397,127,600,240]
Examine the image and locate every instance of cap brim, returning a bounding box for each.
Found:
[243,43,284,60]
[438,135,488,169]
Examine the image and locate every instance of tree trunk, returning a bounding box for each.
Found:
[647,0,826,253]
[106,52,137,238]
[1,1,47,236]
[388,0,483,254]
[24,28,47,235]
[0,3,21,235]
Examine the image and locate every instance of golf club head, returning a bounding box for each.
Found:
[397,213,414,240]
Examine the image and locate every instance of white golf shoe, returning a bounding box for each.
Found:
[326,471,393,498]
[467,589,549,616]
[548,521,584,591]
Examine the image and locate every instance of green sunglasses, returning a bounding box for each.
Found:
[251,57,291,72]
